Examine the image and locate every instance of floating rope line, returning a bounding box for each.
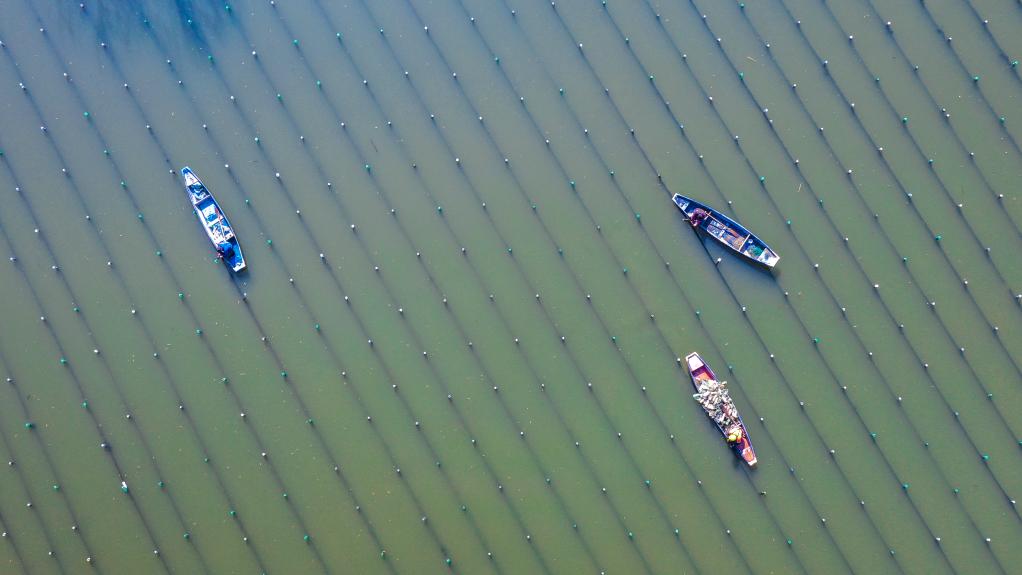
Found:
[144,4,502,567]
[897,0,1022,158]
[645,0,981,563]
[355,6,731,571]
[854,0,1022,264]
[515,1,850,571]
[551,0,919,567]
[298,2,699,567]
[739,0,1021,514]
[806,0,1022,371]
[0,97,195,575]
[754,0,1022,447]
[492,6,846,567]
[0,387,70,570]
[265,0,727,571]
[16,7,351,572]
[201,50,510,575]
[392,1,805,571]
[6,12,284,568]
[703,0,1021,455]
[439,0,821,571]
[629,0,1013,567]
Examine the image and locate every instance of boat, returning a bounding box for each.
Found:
[672,194,780,267]
[180,167,246,273]
[685,352,757,467]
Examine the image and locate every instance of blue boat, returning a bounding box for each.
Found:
[181,167,246,273]
[672,194,780,268]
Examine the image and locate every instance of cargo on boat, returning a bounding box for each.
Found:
[672,194,779,268]
[686,352,757,467]
[181,167,246,273]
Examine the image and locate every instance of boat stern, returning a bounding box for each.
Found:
[685,352,714,383]
[758,250,781,268]
[684,352,704,373]
[730,430,758,467]
[224,241,246,273]
[741,446,758,467]
[181,166,197,185]
[672,194,693,215]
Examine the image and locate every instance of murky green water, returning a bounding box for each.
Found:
[0,0,1019,573]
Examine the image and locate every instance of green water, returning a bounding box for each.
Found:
[0,0,1019,573]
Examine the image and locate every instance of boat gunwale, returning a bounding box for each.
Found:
[685,352,757,467]
[672,193,779,267]
[181,167,246,273]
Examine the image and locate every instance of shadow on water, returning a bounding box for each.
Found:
[47,0,227,53]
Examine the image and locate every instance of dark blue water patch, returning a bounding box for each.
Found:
[48,0,231,55]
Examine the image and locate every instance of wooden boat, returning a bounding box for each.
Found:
[672,194,780,268]
[686,352,757,467]
[181,167,246,273]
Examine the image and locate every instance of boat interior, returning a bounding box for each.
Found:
[188,182,210,202]
[686,353,712,382]
[674,194,778,267]
[687,352,757,466]
[703,216,749,251]
[199,199,233,243]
